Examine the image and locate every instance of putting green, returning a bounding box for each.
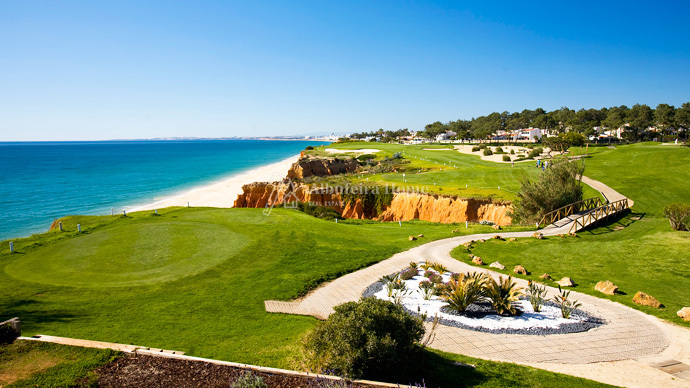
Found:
[4,221,247,287]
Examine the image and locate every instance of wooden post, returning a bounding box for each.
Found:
[58,222,63,231]
[77,224,81,233]
[9,242,14,253]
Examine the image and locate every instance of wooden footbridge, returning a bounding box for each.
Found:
[539,195,631,234]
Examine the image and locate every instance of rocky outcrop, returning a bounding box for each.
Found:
[377,193,512,226]
[287,157,358,179]
[490,261,505,270]
[233,182,346,212]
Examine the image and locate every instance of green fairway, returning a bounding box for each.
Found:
[316,141,602,201]
[454,143,690,326]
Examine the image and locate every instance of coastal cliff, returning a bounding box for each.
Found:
[233,182,512,225]
[286,157,358,179]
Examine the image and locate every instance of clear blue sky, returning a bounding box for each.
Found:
[1,1,689,141]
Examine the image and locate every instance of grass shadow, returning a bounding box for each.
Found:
[578,210,644,236]
[0,299,81,328]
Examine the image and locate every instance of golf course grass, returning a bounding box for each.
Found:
[454,142,690,326]
[2,207,610,386]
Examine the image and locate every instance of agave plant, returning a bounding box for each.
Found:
[380,274,404,298]
[408,261,419,269]
[553,286,582,319]
[441,272,488,313]
[527,280,547,313]
[485,276,524,316]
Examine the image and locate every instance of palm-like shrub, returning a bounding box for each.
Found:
[418,280,435,300]
[485,276,524,316]
[441,272,487,313]
[430,263,449,273]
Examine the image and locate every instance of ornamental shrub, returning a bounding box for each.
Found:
[510,149,515,154]
[471,146,480,152]
[478,144,487,149]
[495,147,504,154]
[301,298,425,380]
[230,371,267,388]
[663,203,690,231]
[483,149,493,156]
[305,145,314,150]
[502,155,511,162]
[399,267,417,280]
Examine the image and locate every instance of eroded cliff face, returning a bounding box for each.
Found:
[234,183,512,225]
[286,157,358,179]
[377,193,512,226]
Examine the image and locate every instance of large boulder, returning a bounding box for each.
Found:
[472,256,484,265]
[490,261,505,270]
[678,307,690,322]
[513,265,528,275]
[557,277,575,287]
[533,232,544,239]
[633,292,661,308]
[540,273,552,280]
[509,237,517,242]
[0,318,20,344]
[595,281,618,295]
[408,236,417,241]
[492,224,501,230]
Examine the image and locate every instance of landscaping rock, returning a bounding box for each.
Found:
[677,307,690,322]
[492,225,501,230]
[479,239,486,243]
[472,256,485,265]
[540,273,552,280]
[557,234,566,238]
[408,236,417,241]
[0,317,20,344]
[417,234,424,238]
[452,229,460,233]
[533,232,544,239]
[462,241,473,247]
[568,232,578,237]
[509,237,517,242]
[633,291,661,308]
[489,261,505,270]
[493,235,502,240]
[557,277,575,287]
[513,265,528,275]
[595,280,618,295]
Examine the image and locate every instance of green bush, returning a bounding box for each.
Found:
[495,147,504,154]
[296,202,341,221]
[230,371,267,388]
[356,154,376,162]
[471,146,480,152]
[663,203,690,231]
[510,149,515,154]
[528,148,543,158]
[0,321,18,344]
[502,155,511,162]
[478,144,487,149]
[512,159,585,224]
[301,298,424,380]
[483,149,493,156]
[305,146,314,150]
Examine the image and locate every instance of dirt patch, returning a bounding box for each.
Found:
[0,350,61,386]
[96,354,378,388]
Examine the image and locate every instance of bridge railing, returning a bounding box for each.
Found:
[568,198,630,233]
[537,197,604,228]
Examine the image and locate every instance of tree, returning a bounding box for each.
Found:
[675,102,690,139]
[626,104,654,140]
[655,103,676,137]
[512,159,585,224]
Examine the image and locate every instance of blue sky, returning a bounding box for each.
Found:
[1,1,689,141]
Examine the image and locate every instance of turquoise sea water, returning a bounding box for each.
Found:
[0,140,326,241]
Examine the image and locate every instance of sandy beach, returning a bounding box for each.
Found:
[128,155,299,211]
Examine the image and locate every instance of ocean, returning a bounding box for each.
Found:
[0,140,326,241]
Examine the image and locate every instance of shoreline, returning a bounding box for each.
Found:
[127,154,299,212]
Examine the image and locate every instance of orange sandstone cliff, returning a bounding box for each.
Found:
[234,182,512,225]
[286,157,358,179]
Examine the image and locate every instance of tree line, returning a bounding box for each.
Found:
[349,103,690,142]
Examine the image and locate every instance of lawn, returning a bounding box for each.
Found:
[1,207,611,386]
[453,142,690,326]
